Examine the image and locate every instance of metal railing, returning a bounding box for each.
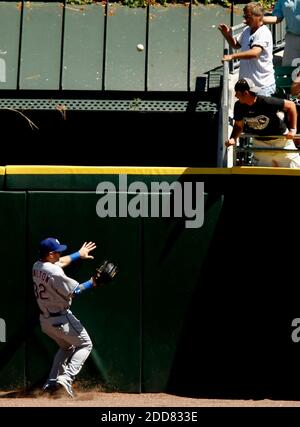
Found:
[233,134,300,166]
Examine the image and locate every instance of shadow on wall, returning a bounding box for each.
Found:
[166,180,300,400]
[0,107,220,167]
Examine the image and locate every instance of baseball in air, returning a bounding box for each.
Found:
[137,43,144,52]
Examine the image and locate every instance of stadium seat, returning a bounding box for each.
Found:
[274,65,297,98]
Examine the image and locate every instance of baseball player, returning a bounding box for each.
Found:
[32,237,97,398]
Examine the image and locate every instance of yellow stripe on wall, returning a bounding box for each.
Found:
[5,166,231,175]
[4,165,300,177]
[232,167,300,176]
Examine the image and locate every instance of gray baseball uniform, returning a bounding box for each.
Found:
[32,260,93,397]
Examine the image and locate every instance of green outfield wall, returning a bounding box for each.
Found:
[0,168,4,189]
[0,192,27,389]
[1,166,300,399]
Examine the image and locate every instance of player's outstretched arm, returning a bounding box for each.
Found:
[59,241,97,268]
[73,277,95,296]
[73,260,118,296]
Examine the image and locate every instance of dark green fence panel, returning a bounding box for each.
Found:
[6,171,184,191]
[63,3,104,90]
[20,2,62,90]
[105,4,146,91]
[142,192,224,391]
[148,5,189,91]
[190,5,232,89]
[0,2,246,92]
[0,2,20,89]
[0,192,26,389]
[167,174,300,399]
[0,168,4,188]
[26,191,141,391]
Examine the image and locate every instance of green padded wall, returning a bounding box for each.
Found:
[0,168,4,189]
[0,192,26,389]
[2,168,300,397]
[26,191,141,392]
[142,193,224,391]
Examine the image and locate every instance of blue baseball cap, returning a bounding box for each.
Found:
[39,237,67,255]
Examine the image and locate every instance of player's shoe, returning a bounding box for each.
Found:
[55,378,74,398]
[42,381,59,396]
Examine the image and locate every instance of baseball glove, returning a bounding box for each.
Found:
[93,260,118,288]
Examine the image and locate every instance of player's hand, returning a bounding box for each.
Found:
[79,242,97,260]
[225,138,236,147]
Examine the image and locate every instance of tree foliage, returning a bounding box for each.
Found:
[66,0,276,10]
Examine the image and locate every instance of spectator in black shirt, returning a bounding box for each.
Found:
[226,77,300,167]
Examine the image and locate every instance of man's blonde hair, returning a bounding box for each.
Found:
[244,2,265,17]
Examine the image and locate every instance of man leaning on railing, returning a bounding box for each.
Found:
[226,77,300,168]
